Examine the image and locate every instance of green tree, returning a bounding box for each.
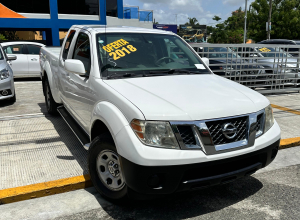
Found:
[248,0,300,42]
[185,17,199,25]
[208,8,245,43]
[213,15,222,22]
[0,34,6,41]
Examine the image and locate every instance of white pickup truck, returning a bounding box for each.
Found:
[40,25,281,201]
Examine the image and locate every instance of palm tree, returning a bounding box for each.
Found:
[185,17,199,26]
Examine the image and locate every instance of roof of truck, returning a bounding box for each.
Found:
[70,25,176,35]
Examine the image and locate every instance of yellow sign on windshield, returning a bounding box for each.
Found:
[259,47,271,52]
[103,39,137,61]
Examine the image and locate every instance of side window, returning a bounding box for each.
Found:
[3,45,24,54]
[27,44,42,55]
[0,48,3,60]
[73,33,91,76]
[62,30,76,60]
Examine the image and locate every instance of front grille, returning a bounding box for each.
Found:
[177,126,196,145]
[256,113,264,134]
[206,116,248,145]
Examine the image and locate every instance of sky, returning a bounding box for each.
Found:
[123,0,255,26]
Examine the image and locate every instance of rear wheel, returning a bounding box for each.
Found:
[88,133,127,201]
[45,78,58,115]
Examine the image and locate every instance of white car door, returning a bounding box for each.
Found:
[26,44,42,76]
[2,44,28,76]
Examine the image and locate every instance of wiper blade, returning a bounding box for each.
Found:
[148,69,200,75]
[107,73,135,79]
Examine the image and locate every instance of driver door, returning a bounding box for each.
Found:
[64,31,94,130]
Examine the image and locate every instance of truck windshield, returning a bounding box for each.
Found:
[96,33,210,78]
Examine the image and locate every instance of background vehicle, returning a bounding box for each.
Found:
[237,47,300,86]
[257,39,300,57]
[40,25,280,201]
[192,45,265,87]
[1,42,45,78]
[0,44,17,102]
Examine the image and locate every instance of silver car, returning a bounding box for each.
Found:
[0,45,17,102]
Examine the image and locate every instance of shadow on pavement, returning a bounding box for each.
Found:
[90,176,263,220]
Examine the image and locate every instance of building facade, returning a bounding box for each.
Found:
[0,0,153,46]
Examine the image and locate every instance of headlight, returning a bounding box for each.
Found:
[130,119,180,149]
[264,105,274,133]
[0,68,10,80]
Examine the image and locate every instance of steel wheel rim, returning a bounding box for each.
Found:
[96,150,125,191]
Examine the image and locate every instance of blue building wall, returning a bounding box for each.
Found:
[0,0,124,46]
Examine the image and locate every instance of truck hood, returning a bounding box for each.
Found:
[104,74,269,121]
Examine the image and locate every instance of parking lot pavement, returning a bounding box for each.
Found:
[0,146,299,220]
[0,81,47,117]
[266,93,300,139]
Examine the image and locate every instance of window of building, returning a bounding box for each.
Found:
[106,0,118,17]
[1,0,50,14]
[58,0,99,15]
[73,33,91,76]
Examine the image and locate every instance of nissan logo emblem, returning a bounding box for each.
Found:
[222,123,237,139]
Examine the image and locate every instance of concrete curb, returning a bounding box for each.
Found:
[0,175,92,205]
[280,137,300,150]
[0,137,299,205]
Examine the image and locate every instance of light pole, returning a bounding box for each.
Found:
[267,0,273,40]
[243,0,248,44]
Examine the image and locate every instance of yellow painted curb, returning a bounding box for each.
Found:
[280,137,300,150]
[271,104,300,116]
[0,175,92,205]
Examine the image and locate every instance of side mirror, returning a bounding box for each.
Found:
[202,57,210,66]
[7,54,17,61]
[65,59,86,76]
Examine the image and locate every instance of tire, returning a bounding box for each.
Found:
[88,133,127,201]
[45,78,58,115]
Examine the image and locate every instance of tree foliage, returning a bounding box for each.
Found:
[0,31,19,40]
[208,7,244,43]
[208,0,300,43]
[185,17,199,25]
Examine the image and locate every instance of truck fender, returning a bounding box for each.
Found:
[90,101,131,150]
[42,60,61,103]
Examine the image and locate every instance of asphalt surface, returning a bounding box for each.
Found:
[1,146,299,220]
[55,165,300,220]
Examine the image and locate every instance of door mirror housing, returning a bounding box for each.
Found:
[7,54,17,61]
[65,59,86,76]
[202,57,210,66]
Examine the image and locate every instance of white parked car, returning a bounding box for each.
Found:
[40,25,281,201]
[0,44,17,102]
[1,42,45,78]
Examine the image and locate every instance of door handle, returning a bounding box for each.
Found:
[31,58,38,61]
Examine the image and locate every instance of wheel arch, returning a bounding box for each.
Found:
[90,101,132,151]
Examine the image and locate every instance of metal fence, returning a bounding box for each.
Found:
[189,43,300,94]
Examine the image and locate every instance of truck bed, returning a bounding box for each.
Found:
[42,47,61,58]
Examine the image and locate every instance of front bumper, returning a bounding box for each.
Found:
[120,139,280,197]
[0,77,14,100]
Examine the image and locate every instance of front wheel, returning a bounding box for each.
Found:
[45,78,58,115]
[88,133,127,201]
